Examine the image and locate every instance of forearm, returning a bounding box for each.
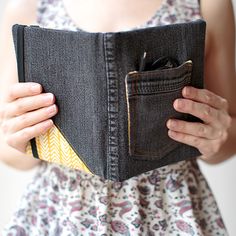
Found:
[199,115,236,164]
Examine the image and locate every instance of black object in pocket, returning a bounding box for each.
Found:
[125,60,193,161]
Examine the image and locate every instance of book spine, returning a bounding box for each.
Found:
[16,25,26,83]
[16,25,39,159]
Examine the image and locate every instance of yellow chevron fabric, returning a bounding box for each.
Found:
[25,125,92,174]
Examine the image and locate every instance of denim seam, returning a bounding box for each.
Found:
[104,33,119,181]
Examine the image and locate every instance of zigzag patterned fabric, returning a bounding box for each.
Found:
[26,125,92,174]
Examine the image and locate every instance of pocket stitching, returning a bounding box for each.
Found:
[127,74,191,96]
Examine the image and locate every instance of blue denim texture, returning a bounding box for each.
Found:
[12,19,206,181]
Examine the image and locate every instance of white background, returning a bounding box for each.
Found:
[0,0,236,235]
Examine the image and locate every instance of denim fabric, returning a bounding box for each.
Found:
[12,19,206,181]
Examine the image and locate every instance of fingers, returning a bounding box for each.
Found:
[0,82,58,154]
[6,92,55,117]
[5,119,54,153]
[4,82,42,102]
[168,129,206,150]
[167,129,228,157]
[173,98,228,125]
[1,104,58,134]
[182,86,229,110]
[167,86,232,159]
[166,119,222,140]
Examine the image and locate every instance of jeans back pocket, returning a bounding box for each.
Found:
[125,60,193,161]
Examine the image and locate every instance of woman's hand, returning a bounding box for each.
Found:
[166,86,232,160]
[0,82,58,154]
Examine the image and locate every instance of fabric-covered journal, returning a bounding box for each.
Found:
[12,19,206,181]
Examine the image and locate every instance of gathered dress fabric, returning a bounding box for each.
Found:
[2,0,229,235]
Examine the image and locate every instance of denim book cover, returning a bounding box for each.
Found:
[11,19,206,181]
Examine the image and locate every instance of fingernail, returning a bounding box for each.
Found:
[183,86,190,96]
[44,119,53,128]
[175,99,184,109]
[167,120,171,128]
[168,119,177,128]
[43,93,54,102]
[168,130,176,137]
[31,84,41,92]
[47,104,56,114]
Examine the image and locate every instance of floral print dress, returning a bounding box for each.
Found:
[2,0,229,235]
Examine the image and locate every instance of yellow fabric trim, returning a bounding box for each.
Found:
[29,125,92,174]
[26,141,33,156]
[125,75,131,154]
